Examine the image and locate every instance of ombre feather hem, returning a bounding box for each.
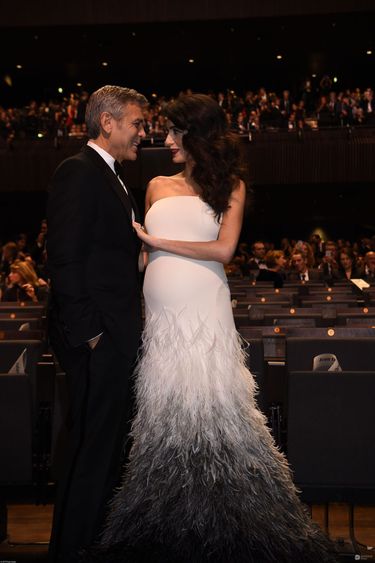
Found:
[82,311,338,562]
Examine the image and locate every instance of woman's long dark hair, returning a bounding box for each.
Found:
[164,94,248,218]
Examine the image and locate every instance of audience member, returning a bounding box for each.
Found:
[288,251,322,282]
[318,240,339,280]
[247,241,267,274]
[337,247,363,280]
[2,260,48,303]
[256,250,286,288]
[291,240,315,268]
[363,251,375,283]
[0,241,18,278]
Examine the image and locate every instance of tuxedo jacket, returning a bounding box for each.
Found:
[47,145,142,358]
[287,268,323,282]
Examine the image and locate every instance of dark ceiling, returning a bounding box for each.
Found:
[1,10,374,105]
[1,0,374,26]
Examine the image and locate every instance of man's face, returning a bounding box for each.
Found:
[325,243,337,259]
[108,102,146,162]
[253,244,266,259]
[291,254,306,272]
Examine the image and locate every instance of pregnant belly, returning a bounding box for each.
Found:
[143,253,227,307]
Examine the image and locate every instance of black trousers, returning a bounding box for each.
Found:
[48,328,136,563]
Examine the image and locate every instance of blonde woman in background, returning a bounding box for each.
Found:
[2,260,48,303]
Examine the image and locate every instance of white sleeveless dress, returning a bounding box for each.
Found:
[90,196,336,562]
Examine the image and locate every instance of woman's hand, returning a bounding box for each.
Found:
[22,283,38,303]
[132,222,158,251]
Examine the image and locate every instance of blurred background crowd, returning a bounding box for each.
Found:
[2,221,375,304]
[1,81,374,145]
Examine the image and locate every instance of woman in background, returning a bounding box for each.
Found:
[257,249,287,288]
[2,260,48,302]
[337,247,363,280]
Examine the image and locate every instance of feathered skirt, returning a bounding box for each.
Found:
[82,308,337,562]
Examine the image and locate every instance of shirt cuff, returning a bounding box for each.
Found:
[87,332,103,343]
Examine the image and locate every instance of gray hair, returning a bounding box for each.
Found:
[85,85,148,138]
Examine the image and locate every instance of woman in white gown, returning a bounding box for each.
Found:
[85,94,336,562]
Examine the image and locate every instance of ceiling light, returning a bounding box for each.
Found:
[102,61,108,67]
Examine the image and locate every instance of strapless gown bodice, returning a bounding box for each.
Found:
[144,196,234,331]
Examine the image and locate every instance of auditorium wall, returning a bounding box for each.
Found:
[0,132,374,243]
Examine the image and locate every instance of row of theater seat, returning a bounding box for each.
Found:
[242,334,375,503]
[230,279,375,329]
[230,278,375,505]
[0,302,53,490]
[1,283,375,528]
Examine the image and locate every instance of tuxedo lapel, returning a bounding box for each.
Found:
[81,146,133,223]
[115,161,141,223]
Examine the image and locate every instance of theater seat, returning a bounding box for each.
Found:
[286,337,375,372]
[0,375,33,483]
[287,370,375,502]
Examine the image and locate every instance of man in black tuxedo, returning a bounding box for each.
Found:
[47,85,147,562]
[288,252,322,282]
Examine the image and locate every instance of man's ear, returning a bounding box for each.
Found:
[99,111,113,135]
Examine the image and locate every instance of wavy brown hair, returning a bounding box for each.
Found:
[164,94,248,218]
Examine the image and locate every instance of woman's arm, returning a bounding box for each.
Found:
[133,181,246,264]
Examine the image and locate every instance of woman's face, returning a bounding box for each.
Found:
[276,255,287,269]
[9,271,23,285]
[164,120,187,163]
[340,253,353,270]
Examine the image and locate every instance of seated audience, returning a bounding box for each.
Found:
[257,250,286,288]
[280,237,293,259]
[247,241,267,274]
[232,242,251,277]
[2,260,48,303]
[2,83,374,141]
[363,251,375,283]
[291,240,315,268]
[0,241,18,278]
[318,240,339,280]
[288,252,322,282]
[337,247,363,280]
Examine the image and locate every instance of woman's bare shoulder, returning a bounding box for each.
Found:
[147,173,185,203]
[148,173,184,187]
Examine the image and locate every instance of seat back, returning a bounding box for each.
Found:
[0,374,33,483]
[287,371,375,499]
[286,337,375,372]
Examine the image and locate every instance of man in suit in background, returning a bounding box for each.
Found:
[288,251,322,282]
[47,85,147,562]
